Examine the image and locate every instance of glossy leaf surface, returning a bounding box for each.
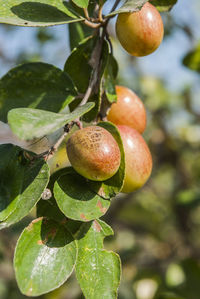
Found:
[0,63,77,122]
[0,144,49,229]
[54,168,110,221]
[150,0,178,11]
[14,218,77,296]
[0,0,83,26]
[107,0,148,17]
[76,220,121,299]
[8,103,94,140]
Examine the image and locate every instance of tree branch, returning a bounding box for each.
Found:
[110,0,121,14]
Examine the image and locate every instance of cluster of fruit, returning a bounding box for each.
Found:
[64,2,164,193]
[49,2,164,194]
[66,85,152,193]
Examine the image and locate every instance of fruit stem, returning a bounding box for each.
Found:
[98,4,104,23]
[79,30,105,107]
[79,1,120,109]
[35,122,79,161]
[83,8,90,20]
[105,29,113,55]
[110,0,121,14]
[84,19,101,28]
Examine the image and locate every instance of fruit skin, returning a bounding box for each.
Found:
[116,2,164,57]
[117,125,152,193]
[66,126,121,181]
[107,85,146,134]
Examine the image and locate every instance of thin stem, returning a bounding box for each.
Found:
[110,0,121,14]
[101,0,121,26]
[84,0,121,28]
[79,29,105,107]
[39,132,68,161]
[74,93,84,100]
[79,84,93,106]
[83,8,90,20]
[98,5,104,23]
[36,122,78,161]
[84,19,101,28]
[76,1,121,112]
[105,30,113,55]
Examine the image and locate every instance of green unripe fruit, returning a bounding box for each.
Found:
[48,141,70,175]
[66,126,121,181]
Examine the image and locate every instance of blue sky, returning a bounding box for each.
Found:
[0,0,199,91]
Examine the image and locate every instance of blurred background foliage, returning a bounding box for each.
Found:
[0,0,200,298]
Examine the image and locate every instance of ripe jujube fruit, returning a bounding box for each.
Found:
[107,85,146,134]
[116,2,164,57]
[117,125,152,193]
[66,126,121,181]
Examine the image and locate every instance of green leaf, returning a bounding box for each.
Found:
[37,197,66,223]
[75,220,121,299]
[0,0,83,27]
[89,122,125,199]
[14,218,77,296]
[183,44,200,73]
[68,0,94,49]
[37,169,68,223]
[150,0,178,11]
[0,145,49,229]
[104,54,118,103]
[69,22,87,51]
[68,22,93,51]
[64,36,95,93]
[54,168,110,222]
[8,102,95,140]
[106,0,148,17]
[37,197,83,236]
[37,169,85,237]
[72,0,89,9]
[0,63,77,122]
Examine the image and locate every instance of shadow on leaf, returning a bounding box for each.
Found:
[40,218,74,248]
[57,170,97,202]
[0,145,48,221]
[11,2,72,23]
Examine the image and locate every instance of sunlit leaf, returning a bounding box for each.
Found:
[54,168,110,221]
[14,218,77,296]
[150,0,178,11]
[106,0,148,17]
[0,63,77,122]
[0,0,83,27]
[8,102,94,140]
[75,220,121,298]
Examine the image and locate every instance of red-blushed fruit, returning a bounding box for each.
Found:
[116,2,164,57]
[66,126,121,181]
[117,125,152,193]
[107,85,146,134]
